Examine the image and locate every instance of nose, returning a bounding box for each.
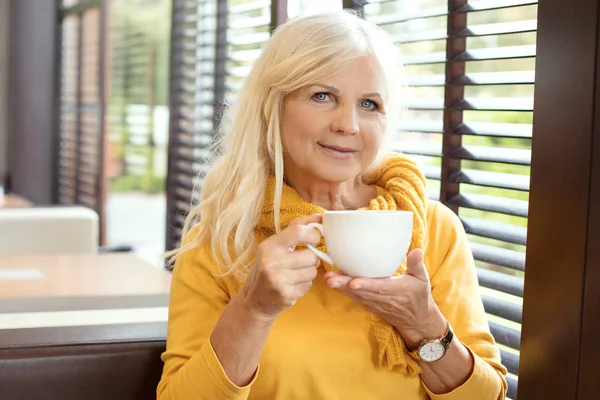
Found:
[330,103,359,135]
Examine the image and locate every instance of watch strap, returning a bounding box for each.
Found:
[439,322,454,350]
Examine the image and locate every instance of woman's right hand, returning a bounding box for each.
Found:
[240,214,322,320]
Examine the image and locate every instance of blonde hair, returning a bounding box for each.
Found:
[167,10,405,279]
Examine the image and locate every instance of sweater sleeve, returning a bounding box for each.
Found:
[423,202,508,400]
[156,232,258,400]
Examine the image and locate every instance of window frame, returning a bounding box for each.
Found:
[164,1,600,398]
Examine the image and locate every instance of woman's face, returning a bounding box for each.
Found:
[280,56,388,184]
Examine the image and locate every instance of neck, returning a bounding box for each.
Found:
[284,171,374,211]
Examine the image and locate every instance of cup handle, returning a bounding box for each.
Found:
[305,222,334,265]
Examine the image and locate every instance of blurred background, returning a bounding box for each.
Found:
[0,2,537,397]
[0,0,535,265]
[4,2,600,399]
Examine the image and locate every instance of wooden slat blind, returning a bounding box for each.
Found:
[166,0,335,250]
[362,1,537,398]
[225,1,270,99]
[167,0,283,250]
[57,1,107,243]
[167,0,221,250]
[166,2,535,397]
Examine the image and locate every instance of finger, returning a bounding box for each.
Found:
[405,248,429,282]
[326,274,352,289]
[277,223,322,248]
[289,265,319,283]
[323,271,340,280]
[284,249,320,269]
[271,265,316,287]
[347,277,398,294]
[293,280,313,297]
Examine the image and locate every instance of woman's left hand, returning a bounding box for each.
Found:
[324,248,447,349]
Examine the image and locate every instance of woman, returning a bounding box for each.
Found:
[157,10,507,400]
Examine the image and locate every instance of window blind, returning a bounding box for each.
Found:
[166,0,221,250]
[363,1,536,398]
[166,0,285,250]
[57,1,107,243]
[166,3,535,397]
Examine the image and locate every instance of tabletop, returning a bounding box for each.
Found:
[0,253,172,330]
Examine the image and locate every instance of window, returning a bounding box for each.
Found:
[166,2,536,397]
[166,0,222,250]
[166,0,340,250]
[362,2,536,397]
[56,1,108,242]
[226,0,271,102]
[105,0,172,259]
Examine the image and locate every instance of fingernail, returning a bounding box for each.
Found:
[353,284,362,290]
[330,281,340,288]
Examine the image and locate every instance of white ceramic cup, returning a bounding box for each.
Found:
[306,210,413,278]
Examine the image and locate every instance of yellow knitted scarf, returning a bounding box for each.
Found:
[256,154,428,376]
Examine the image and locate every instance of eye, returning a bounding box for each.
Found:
[313,92,330,102]
[361,99,378,110]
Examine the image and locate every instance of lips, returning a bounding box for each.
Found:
[317,143,357,159]
[318,143,356,153]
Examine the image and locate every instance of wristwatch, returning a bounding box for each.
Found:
[409,322,454,363]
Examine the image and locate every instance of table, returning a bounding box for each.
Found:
[0,253,172,329]
[0,193,32,208]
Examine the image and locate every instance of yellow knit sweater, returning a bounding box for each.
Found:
[157,155,508,399]
[257,154,428,376]
[157,201,508,400]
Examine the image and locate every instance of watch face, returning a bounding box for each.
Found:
[419,342,446,362]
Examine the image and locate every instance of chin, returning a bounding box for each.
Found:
[309,164,362,183]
